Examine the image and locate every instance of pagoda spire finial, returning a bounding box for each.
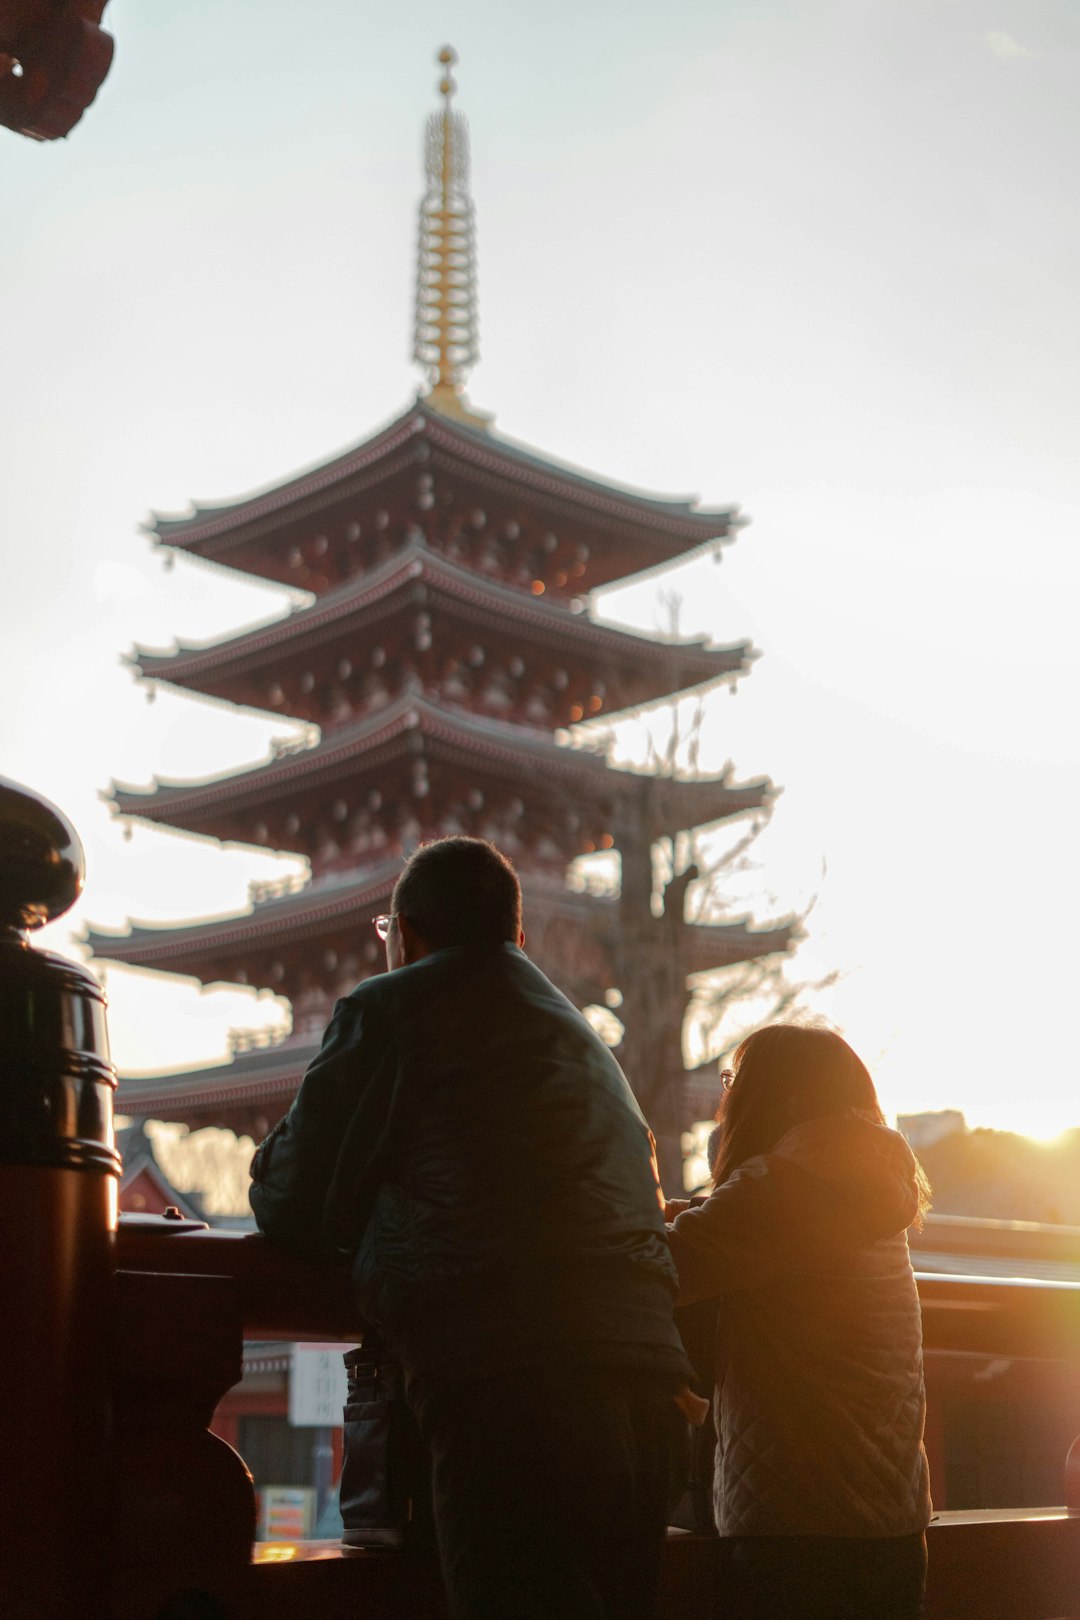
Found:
[413,47,489,429]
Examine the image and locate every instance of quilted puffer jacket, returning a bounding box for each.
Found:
[667,1111,931,1537]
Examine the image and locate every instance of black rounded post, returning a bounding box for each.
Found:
[0,777,120,1618]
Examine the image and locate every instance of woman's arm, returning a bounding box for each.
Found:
[666,1156,792,1304]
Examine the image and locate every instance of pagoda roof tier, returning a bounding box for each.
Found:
[131,539,752,726]
[681,916,797,979]
[117,1035,323,1121]
[116,1038,731,1128]
[108,692,773,855]
[85,862,793,995]
[146,401,741,595]
[85,859,404,980]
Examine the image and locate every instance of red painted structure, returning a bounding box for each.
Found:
[108,1219,1080,1619]
[203,1211,1080,1549]
[87,399,794,1157]
[0,0,113,139]
[117,1125,203,1219]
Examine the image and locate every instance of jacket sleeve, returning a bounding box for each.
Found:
[249,991,395,1262]
[666,1156,793,1304]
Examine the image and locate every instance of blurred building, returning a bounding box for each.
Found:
[899,1109,967,1151]
[913,1214,1080,1510]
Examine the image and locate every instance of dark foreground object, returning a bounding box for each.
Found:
[413,1364,689,1620]
[339,1344,434,1552]
[720,1530,926,1619]
[0,778,118,1618]
[232,1514,1080,1620]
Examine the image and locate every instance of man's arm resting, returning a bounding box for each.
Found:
[249,994,390,1262]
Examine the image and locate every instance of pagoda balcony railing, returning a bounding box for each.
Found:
[293,1015,331,1041]
[240,848,610,913]
[248,870,310,906]
[566,864,619,899]
[227,1023,294,1056]
[43,1220,1080,1620]
[269,726,320,760]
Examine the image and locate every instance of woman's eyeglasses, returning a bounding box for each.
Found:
[720,1068,735,1091]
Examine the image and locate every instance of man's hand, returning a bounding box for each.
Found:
[663,1198,691,1223]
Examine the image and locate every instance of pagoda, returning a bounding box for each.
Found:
[87,51,793,1181]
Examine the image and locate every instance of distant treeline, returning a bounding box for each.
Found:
[917,1127,1080,1226]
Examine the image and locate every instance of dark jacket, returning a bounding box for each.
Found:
[667,1111,931,1536]
[250,943,691,1389]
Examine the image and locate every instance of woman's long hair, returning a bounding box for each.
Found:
[712,1024,931,1224]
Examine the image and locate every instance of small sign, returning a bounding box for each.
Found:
[260,1485,314,1541]
[288,1344,349,1427]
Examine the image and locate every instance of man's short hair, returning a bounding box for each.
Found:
[391,837,521,950]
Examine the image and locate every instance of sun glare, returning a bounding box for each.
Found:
[1015,1121,1077,1149]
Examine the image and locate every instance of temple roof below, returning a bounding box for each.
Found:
[118,1034,323,1120]
[112,938,788,1125]
[85,858,403,973]
[116,1035,734,1126]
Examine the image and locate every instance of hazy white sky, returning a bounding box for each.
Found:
[2,0,1077,1135]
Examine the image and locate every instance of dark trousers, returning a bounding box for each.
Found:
[723,1531,928,1620]
[411,1365,689,1620]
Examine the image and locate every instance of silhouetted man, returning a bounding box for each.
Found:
[250,836,691,1619]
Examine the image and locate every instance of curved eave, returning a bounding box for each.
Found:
[118,1046,752,1121]
[84,860,403,971]
[683,918,798,976]
[88,880,789,1001]
[118,1041,319,1116]
[148,402,738,563]
[86,868,617,977]
[108,695,772,836]
[131,541,750,695]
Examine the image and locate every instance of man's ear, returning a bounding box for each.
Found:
[518,928,525,948]
[398,914,432,965]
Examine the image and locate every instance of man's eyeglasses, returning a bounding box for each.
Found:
[372,914,395,941]
[720,1068,735,1092]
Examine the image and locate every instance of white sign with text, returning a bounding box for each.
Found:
[288,1344,349,1427]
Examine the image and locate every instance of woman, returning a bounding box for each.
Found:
[665,1024,932,1620]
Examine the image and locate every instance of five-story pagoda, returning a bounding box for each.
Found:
[86,51,793,1181]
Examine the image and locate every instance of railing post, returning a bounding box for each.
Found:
[1067,1434,1080,1515]
[111,1264,256,1618]
[0,777,120,1619]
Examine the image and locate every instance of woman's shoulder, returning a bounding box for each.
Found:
[771,1112,921,1240]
